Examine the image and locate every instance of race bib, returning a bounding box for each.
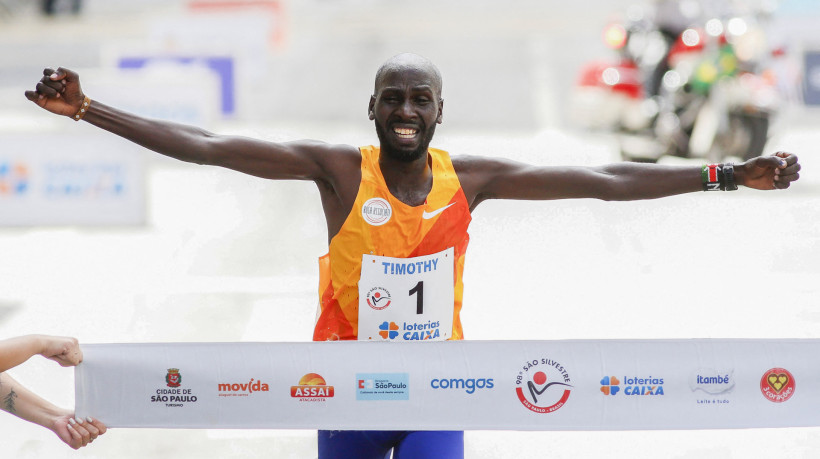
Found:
[358,248,454,341]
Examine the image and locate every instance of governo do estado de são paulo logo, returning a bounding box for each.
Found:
[514,357,572,414]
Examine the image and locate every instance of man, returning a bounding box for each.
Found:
[1,334,107,449]
[26,53,800,458]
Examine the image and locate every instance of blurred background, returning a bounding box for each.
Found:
[0,0,818,457]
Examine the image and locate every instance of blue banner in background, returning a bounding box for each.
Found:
[804,51,820,106]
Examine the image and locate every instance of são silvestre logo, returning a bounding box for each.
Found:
[514,357,572,414]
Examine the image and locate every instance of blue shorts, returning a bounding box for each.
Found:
[318,430,464,459]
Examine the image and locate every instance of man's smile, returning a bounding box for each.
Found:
[393,126,419,140]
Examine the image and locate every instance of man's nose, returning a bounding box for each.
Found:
[398,99,415,119]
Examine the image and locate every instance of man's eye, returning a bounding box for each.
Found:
[415,98,430,104]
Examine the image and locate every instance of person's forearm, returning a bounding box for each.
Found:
[82,100,220,165]
[0,372,68,429]
[0,335,44,372]
[595,162,705,201]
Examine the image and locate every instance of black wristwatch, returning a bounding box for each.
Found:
[723,163,737,191]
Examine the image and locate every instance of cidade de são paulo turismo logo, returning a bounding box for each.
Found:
[150,368,198,408]
[514,357,572,413]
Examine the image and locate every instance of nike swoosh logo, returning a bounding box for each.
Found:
[422,203,455,219]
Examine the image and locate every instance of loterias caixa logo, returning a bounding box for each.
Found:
[514,357,572,414]
[291,373,335,402]
[151,368,198,408]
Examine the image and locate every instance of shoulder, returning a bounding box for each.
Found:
[289,139,360,158]
[450,153,503,173]
[450,153,532,183]
[287,140,361,170]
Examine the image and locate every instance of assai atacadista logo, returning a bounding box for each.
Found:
[514,357,572,414]
[291,373,335,401]
[151,368,198,408]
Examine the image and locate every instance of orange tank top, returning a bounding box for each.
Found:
[313,146,471,341]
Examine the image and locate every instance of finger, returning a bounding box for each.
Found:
[81,418,100,437]
[72,418,92,445]
[39,74,64,92]
[88,417,107,435]
[778,163,801,177]
[72,348,83,365]
[66,421,83,449]
[49,67,64,81]
[24,90,44,102]
[774,151,797,166]
[56,66,79,84]
[35,82,60,98]
[778,171,799,184]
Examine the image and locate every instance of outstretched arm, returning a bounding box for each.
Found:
[0,335,82,373]
[24,67,350,182]
[456,152,800,209]
[0,372,106,449]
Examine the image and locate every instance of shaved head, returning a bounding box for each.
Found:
[374,53,442,97]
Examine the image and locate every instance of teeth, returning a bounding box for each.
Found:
[393,127,418,138]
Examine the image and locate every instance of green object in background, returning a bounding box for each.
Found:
[690,44,739,95]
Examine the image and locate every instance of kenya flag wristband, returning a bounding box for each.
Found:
[702,164,723,191]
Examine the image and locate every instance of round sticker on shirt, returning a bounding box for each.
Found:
[362,197,392,226]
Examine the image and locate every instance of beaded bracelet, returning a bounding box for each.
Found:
[73,96,91,121]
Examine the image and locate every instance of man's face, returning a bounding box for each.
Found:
[369,67,443,162]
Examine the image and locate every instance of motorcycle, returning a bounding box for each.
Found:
[570,3,782,163]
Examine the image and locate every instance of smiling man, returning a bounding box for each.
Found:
[26,53,800,458]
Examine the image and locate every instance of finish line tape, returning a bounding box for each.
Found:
[75,340,819,430]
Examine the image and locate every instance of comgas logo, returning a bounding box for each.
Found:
[430,377,494,394]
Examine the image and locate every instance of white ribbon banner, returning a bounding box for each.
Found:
[75,340,820,430]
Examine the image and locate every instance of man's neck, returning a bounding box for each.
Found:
[378,149,433,207]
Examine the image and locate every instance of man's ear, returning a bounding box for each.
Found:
[436,98,444,124]
[368,95,376,120]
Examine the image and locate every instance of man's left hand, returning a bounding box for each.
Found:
[740,152,800,190]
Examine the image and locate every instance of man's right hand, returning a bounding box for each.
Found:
[24,67,85,118]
